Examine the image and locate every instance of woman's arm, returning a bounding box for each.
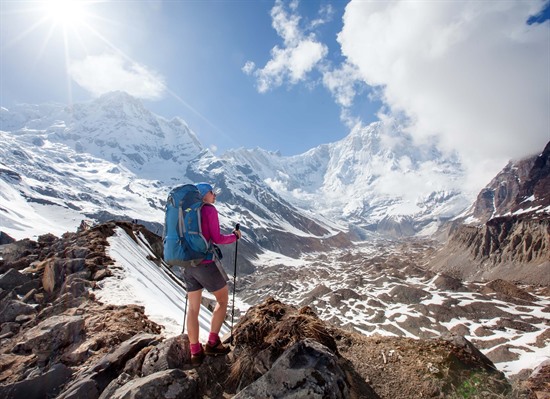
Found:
[202,205,237,245]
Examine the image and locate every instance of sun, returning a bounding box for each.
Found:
[42,0,90,28]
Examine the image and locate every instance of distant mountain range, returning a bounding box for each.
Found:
[1,91,545,269]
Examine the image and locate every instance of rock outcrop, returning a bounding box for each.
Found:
[0,232,16,245]
[430,141,550,285]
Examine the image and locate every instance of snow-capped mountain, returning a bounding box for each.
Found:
[1,92,203,182]
[0,128,166,238]
[0,92,343,272]
[224,120,470,237]
[1,91,470,256]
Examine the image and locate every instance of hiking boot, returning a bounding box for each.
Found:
[204,341,231,356]
[190,350,205,366]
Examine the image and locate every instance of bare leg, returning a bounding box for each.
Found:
[210,284,229,334]
[187,289,203,344]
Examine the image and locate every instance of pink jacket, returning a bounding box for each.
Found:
[200,204,236,263]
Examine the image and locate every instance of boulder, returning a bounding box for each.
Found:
[57,377,99,399]
[13,315,85,356]
[234,339,349,399]
[58,333,159,399]
[0,299,36,323]
[141,334,189,376]
[0,363,72,399]
[42,258,61,294]
[0,269,31,291]
[107,369,200,399]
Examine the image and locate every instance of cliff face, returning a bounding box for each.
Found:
[430,141,550,285]
[434,218,550,284]
[457,217,549,264]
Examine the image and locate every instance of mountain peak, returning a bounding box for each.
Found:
[77,90,151,122]
[96,90,137,102]
[95,90,144,108]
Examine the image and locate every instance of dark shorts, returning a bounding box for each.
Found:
[183,261,227,293]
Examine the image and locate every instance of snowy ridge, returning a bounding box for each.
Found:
[1,92,473,241]
[224,120,470,236]
[96,226,230,341]
[1,92,204,182]
[0,129,165,239]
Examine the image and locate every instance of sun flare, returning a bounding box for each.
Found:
[42,0,90,28]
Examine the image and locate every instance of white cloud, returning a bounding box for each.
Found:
[338,0,550,191]
[309,4,335,29]
[244,0,328,93]
[69,53,166,100]
[272,0,301,47]
[322,62,361,108]
[242,61,256,75]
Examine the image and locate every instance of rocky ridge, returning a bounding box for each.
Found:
[428,141,550,285]
[0,222,548,398]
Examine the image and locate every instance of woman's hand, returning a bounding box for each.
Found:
[233,229,241,239]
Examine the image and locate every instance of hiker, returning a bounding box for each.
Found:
[184,182,241,365]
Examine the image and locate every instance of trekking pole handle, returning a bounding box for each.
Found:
[235,223,240,231]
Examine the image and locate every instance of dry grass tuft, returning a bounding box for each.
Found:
[227,297,337,390]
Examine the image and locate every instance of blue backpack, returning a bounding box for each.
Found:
[163,184,216,267]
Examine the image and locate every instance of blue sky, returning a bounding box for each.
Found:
[1,0,549,189]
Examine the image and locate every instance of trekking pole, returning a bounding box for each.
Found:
[182,289,188,334]
[230,223,240,344]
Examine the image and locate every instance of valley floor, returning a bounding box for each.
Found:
[237,237,550,381]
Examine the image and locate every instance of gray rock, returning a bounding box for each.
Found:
[0,322,20,336]
[141,334,189,376]
[60,277,93,298]
[58,333,160,399]
[13,315,85,355]
[98,372,133,399]
[0,363,72,399]
[15,280,40,297]
[66,247,91,259]
[64,258,87,274]
[108,369,200,399]
[234,339,349,399]
[91,333,159,375]
[57,376,99,399]
[0,299,36,323]
[21,288,38,303]
[0,268,31,290]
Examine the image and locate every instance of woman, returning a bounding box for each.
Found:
[184,182,241,365]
